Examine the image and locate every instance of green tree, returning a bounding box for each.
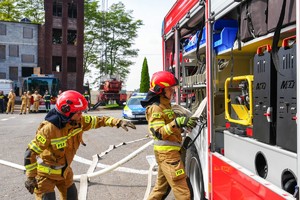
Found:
[0,0,20,21]
[139,57,150,93]
[84,1,143,85]
[16,0,44,23]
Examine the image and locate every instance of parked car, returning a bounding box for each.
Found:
[122,93,147,121]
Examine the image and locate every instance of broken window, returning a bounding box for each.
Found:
[52,56,62,72]
[67,30,77,45]
[68,2,77,18]
[52,29,62,44]
[67,57,76,72]
[53,0,63,17]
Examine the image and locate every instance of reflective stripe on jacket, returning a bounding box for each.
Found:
[146,95,182,152]
[25,115,121,178]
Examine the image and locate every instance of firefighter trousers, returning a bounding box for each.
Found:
[34,170,77,200]
[148,150,191,200]
[6,101,14,113]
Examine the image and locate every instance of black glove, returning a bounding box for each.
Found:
[117,120,136,131]
[25,177,38,194]
[175,116,198,129]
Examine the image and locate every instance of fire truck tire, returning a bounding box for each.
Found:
[185,143,205,200]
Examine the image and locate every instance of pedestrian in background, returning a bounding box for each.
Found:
[83,90,91,112]
[32,90,42,113]
[24,90,136,199]
[0,90,5,113]
[6,89,16,114]
[20,91,28,115]
[43,90,51,112]
[141,71,198,200]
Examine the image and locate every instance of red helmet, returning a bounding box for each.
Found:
[56,90,88,117]
[150,71,179,94]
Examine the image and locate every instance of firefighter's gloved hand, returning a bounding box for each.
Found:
[117,120,136,131]
[175,116,198,129]
[25,177,38,194]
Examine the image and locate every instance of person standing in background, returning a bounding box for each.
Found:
[83,90,91,112]
[20,91,28,115]
[6,89,16,114]
[43,90,51,112]
[27,91,32,113]
[32,91,42,113]
[0,91,5,113]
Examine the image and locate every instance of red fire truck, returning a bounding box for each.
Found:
[162,0,298,199]
[97,78,127,106]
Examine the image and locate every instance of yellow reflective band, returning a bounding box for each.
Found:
[163,109,175,119]
[152,113,161,118]
[175,169,185,176]
[149,121,165,128]
[160,81,170,87]
[91,116,97,129]
[69,128,82,137]
[123,106,129,111]
[163,124,173,135]
[51,136,68,145]
[25,162,37,171]
[29,141,43,154]
[37,134,46,144]
[84,116,91,123]
[153,145,181,151]
[105,117,114,126]
[37,164,62,175]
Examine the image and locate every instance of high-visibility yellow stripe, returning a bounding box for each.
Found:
[51,136,68,144]
[91,116,97,129]
[29,141,43,154]
[153,145,181,151]
[37,164,62,175]
[163,124,173,135]
[149,121,165,128]
[25,162,37,171]
[105,117,114,126]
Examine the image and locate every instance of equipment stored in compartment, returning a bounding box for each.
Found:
[252,45,277,145]
[224,75,253,127]
[276,36,297,152]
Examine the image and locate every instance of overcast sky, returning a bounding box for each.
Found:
[106,0,176,91]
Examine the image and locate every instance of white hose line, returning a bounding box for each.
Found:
[73,140,154,181]
[0,159,25,170]
[143,163,156,200]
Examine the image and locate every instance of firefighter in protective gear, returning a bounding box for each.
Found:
[32,90,42,113]
[20,91,28,114]
[24,90,136,200]
[141,71,198,200]
[6,89,16,114]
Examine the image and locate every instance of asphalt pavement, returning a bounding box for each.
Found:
[0,108,175,200]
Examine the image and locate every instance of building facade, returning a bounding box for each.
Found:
[40,0,84,92]
[0,21,39,94]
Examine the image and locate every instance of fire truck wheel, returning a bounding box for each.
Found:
[185,143,205,200]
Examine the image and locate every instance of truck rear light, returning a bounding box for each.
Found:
[225,122,230,129]
[292,116,297,120]
[220,148,224,155]
[246,127,253,137]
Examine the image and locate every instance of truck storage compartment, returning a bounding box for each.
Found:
[240,0,268,42]
[252,45,277,145]
[267,0,296,32]
[276,36,297,152]
[213,19,238,54]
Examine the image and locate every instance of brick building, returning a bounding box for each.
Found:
[39,0,84,92]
